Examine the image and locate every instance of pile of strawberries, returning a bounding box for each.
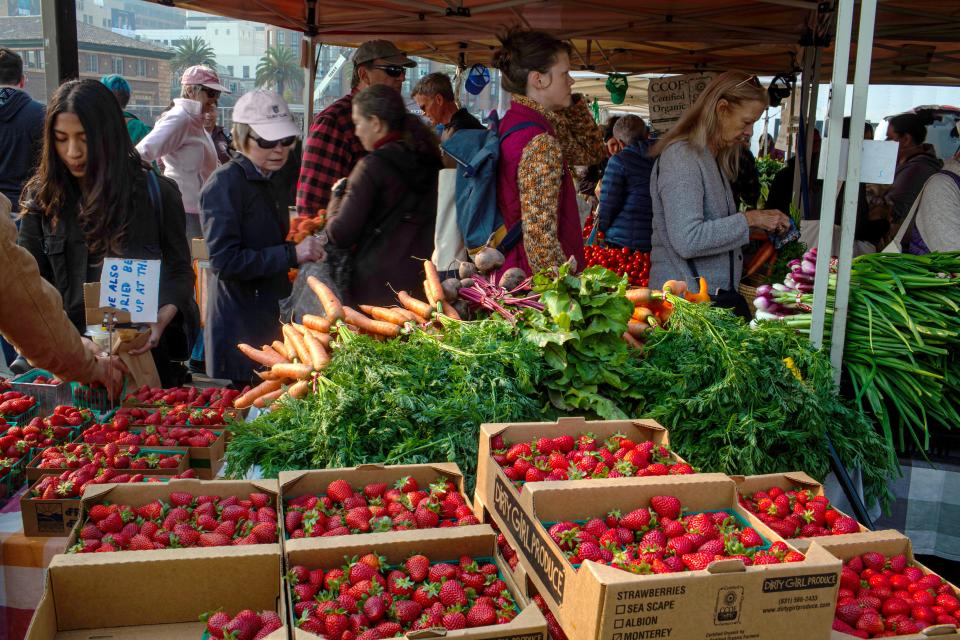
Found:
[290,553,520,638]
[545,495,805,573]
[739,485,861,538]
[284,476,478,539]
[124,386,242,410]
[202,608,283,640]
[491,432,694,485]
[115,405,232,427]
[530,587,569,640]
[29,464,196,499]
[0,391,36,419]
[833,551,959,637]
[30,375,63,385]
[70,490,278,553]
[78,420,220,448]
[35,443,183,471]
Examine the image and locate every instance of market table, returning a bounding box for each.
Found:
[0,487,67,640]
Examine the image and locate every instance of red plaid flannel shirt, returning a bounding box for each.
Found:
[296,90,367,217]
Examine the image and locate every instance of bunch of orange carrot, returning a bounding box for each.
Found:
[234,261,461,410]
[621,277,711,348]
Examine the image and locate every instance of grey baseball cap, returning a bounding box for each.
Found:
[353,40,416,67]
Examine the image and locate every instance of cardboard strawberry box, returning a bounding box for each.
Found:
[816,530,960,639]
[475,416,692,517]
[475,493,538,600]
[20,471,195,538]
[279,463,484,553]
[59,478,280,564]
[284,527,547,639]
[491,472,841,640]
[25,444,190,481]
[25,544,286,639]
[732,471,871,544]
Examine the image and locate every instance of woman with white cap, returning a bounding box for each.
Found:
[137,65,228,240]
[200,89,325,387]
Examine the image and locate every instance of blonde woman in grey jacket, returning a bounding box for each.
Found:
[649,72,790,304]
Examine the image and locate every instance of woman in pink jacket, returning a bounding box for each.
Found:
[136,65,228,240]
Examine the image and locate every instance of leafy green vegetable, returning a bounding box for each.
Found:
[523,264,644,419]
[225,318,549,489]
[630,299,896,511]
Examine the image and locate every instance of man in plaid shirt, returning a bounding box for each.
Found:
[296,40,416,217]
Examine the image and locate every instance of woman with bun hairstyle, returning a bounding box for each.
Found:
[491,28,604,276]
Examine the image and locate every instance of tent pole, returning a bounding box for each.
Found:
[829,0,878,382]
[809,0,855,348]
[304,37,317,137]
[40,0,78,99]
[790,46,814,210]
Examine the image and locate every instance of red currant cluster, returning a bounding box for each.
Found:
[582,218,650,287]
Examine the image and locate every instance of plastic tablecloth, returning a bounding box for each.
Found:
[0,487,67,640]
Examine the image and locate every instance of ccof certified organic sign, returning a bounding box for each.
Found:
[648,73,715,130]
[99,258,160,323]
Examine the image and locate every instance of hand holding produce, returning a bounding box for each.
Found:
[289,553,520,637]
[295,235,326,264]
[69,490,277,553]
[744,208,790,234]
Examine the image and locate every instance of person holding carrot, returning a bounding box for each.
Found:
[648,71,790,318]
[323,84,443,306]
[200,89,325,387]
[17,79,197,387]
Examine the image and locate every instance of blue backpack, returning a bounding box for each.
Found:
[440,120,543,255]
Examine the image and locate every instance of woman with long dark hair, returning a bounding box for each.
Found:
[18,79,197,387]
[324,84,443,305]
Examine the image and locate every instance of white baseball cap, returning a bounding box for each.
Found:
[232,89,300,141]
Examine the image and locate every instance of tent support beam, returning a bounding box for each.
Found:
[830,0,878,382]
[810,0,854,348]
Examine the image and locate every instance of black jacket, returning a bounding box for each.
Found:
[18,169,198,383]
[200,154,297,382]
[0,88,44,209]
[326,132,442,306]
[597,141,654,251]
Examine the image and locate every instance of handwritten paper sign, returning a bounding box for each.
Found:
[99,258,160,323]
[818,139,899,185]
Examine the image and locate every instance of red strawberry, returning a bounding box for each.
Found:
[169,491,193,507]
[650,496,681,520]
[439,580,467,607]
[198,532,231,547]
[251,522,277,543]
[620,508,651,531]
[681,552,713,571]
[739,528,764,548]
[324,611,349,639]
[393,599,423,624]
[442,611,467,630]
[831,516,860,535]
[326,479,354,503]
[466,601,497,627]
[405,554,430,582]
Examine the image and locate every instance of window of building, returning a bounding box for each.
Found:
[138,59,147,77]
[103,18,108,27]
[230,82,238,93]
[113,57,123,74]
[86,54,99,73]
[227,65,234,76]
[243,65,250,79]
[225,29,230,35]
[278,32,285,44]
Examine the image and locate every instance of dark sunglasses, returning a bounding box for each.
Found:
[250,133,297,149]
[734,75,762,90]
[373,64,407,78]
[202,87,221,100]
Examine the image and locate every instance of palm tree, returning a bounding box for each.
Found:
[170,36,217,75]
[256,45,303,98]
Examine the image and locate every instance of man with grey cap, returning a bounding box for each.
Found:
[296,40,415,218]
[201,89,325,386]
